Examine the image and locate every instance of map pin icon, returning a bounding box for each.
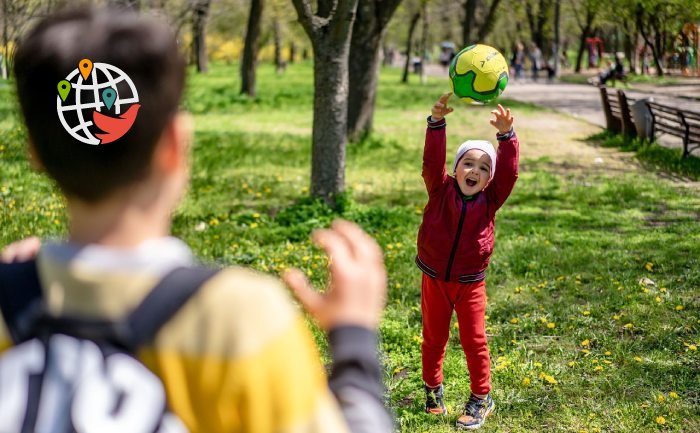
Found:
[57,80,71,102]
[101,87,117,110]
[79,59,93,81]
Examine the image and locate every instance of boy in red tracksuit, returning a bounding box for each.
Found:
[416,93,518,430]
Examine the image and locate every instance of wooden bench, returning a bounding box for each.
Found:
[599,86,636,138]
[645,101,700,157]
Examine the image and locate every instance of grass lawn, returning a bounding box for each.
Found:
[1,62,698,432]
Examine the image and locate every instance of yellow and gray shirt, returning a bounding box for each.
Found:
[0,238,351,433]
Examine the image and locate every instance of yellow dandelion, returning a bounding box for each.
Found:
[547,322,556,329]
[522,377,531,386]
[655,416,665,425]
[568,361,576,367]
[453,322,459,329]
[249,222,258,229]
[514,287,522,294]
[543,374,558,384]
[510,318,519,324]
[669,391,679,399]
[634,356,642,362]
[645,262,653,272]
[581,349,590,354]
[581,339,590,347]
[253,213,260,219]
[688,344,697,351]
[660,287,667,293]
[413,335,423,344]
[604,351,611,356]
[591,359,598,364]
[594,366,604,371]
[657,394,665,402]
[655,296,662,303]
[534,362,543,368]
[395,283,402,289]
[623,323,633,329]
[386,243,394,250]
[209,218,219,226]
[583,310,591,316]
[675,305,684,311]
[539,317,548,323]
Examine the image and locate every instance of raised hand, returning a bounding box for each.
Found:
[490,104,514,134]
[282,220,387,330]
[431,92,454,121]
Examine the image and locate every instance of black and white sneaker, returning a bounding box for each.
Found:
[455,393,494,430]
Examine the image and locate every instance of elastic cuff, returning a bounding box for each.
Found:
[427,116,446,129]
[496,128,515,141]
[329,325,378,362]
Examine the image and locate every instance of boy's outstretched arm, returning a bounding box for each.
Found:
[423,93,454,194]
[283,220,393,433]
[486,104,519,211]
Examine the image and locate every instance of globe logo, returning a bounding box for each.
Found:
[56,59,140,145]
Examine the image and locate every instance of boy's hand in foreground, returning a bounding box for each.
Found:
[283,220,387,330]
[1,237,41,263]
[431,92,454,121]
[490,103,514,134]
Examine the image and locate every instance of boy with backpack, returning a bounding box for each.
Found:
[0,7,391,433]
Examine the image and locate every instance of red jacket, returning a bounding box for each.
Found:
[416,117,519,283]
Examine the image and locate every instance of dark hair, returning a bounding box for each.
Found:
[14,7,186,202]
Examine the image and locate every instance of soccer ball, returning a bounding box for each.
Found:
[449,44,508,104]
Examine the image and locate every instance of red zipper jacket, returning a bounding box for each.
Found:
[415,116,519,282]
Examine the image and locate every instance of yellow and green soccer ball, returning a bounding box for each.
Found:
[449,44,509,104]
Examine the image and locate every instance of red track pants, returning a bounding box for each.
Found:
[420,273,491,395]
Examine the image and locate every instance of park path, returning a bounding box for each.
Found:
[502,80,700,157]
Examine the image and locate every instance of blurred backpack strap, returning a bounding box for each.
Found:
[0,259,42,343]
[122,266,220,350]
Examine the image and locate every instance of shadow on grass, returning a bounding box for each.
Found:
[585,131,700,181]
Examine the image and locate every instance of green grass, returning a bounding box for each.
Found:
[587,131,700,181]
[1,62,699,432]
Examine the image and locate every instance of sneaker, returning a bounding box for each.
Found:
[424,384,447,415]
[455,394,494,430]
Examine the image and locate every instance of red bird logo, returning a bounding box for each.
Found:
[92,104,141,144]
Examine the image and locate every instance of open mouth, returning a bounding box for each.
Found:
[465,179,477,187]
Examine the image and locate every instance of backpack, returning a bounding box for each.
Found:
[0,260,219,433]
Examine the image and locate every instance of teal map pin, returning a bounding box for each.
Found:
[101,87,117,110]
[57,80,71,101]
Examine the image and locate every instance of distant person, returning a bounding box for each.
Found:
[590,55,625,86]
[529,43,543,81]
[0,7,393,433]
[417,93,519,430]
[510,41,525,81]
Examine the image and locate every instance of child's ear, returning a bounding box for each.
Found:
[154,112,193,173]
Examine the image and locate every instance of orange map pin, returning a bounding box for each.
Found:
[79,59,93,81]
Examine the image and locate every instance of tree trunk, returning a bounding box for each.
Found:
[2,0,8,79]
[310,41,349,200]
[192,0,210,73]
[273,16,284,73]
[462,0,476,46]
[402,11,420,83]
[241,0,265,96]
[289,41,296,63]
[347,2,382,141]
[552,0,560,77]
[636,4,663,77]
[291,0,359,205]
[476,0,503,42]
[419,1,428,84]
[574,26,590,73]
